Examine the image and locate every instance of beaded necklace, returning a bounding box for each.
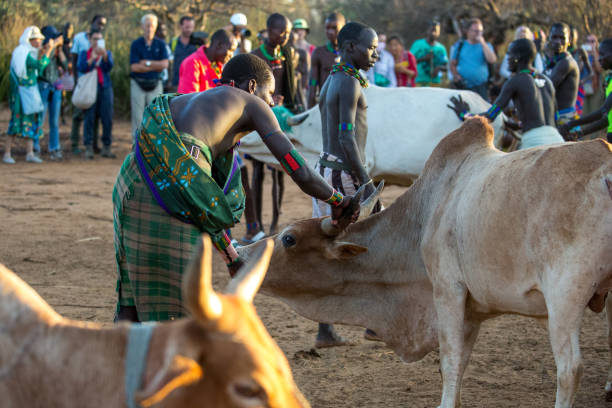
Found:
[259,44,284,65]
[518,68,536,77]
[211,62,221,78]
[331,62,368,88]
[326,41,339,56]
[545,52,568,70]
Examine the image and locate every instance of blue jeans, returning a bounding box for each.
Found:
[37,81,63,152]
[84,84,113,147]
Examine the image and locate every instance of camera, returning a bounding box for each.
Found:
[241,28,251,38]
[582,44,592,52]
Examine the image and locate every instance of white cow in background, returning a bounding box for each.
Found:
[239,86,505,185]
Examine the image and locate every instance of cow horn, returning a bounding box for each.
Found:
[225,239,274,303]
[183,235,223,322]
[360,180,385,218]
[286,112,309,126]
[320,217,341,237]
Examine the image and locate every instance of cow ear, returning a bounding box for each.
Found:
[327,241,368,260]
[135,355,204,407]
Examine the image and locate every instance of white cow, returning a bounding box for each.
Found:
[239,86,505,185]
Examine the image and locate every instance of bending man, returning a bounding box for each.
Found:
[114,54,358,322]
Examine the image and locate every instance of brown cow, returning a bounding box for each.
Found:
[239,117,612,408]
[0,236,309,408]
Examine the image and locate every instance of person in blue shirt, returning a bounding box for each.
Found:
[129,14,169,139]
[78,29,114,159]
[449,18,497,101]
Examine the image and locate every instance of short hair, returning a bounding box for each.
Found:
[427,19,440,28]
[89,28,102,37]
[387,35,403,46]
[180,16,194,25]
[141,14,158,27]
[220,54,273,86]
[326,12,346,24]
[550,22,569,35]
[466,18,482,29]
[267,13,289,29]
[210,29,233,46]
[91,15,105,24]
[510,38,536,63]
[338,21,370,49]
[600,38,612,52]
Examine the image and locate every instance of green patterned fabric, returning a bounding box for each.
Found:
[113,153,200,321]
[113,94,247,321]
[7,54,49,140]
[136,94,245,235]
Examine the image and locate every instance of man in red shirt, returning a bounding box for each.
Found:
[178,29,237,93]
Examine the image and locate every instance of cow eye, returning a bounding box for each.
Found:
[233,382,264,399]
[281,234,296,248]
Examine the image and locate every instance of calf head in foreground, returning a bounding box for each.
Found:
[0,236,309,408]
[239,117,612,408]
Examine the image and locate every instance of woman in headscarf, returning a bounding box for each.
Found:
[4,26,56,164]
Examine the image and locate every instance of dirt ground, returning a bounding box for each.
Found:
[1,108,611,407]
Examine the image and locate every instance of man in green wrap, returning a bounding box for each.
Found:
[114,53,359,322]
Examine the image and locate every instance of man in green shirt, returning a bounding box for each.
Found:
[410,20,448,86]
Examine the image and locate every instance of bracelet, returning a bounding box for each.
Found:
[339,123,354,131]
[325,189,344,207]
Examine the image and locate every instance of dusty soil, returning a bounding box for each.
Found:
[1,109,611,407]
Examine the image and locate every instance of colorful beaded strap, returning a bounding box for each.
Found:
[339,123,354,131]
[519,68,537,77]
[326,41,339,56]
[484,103,501,120]
[211,62,221,78]
[260,44,284,65]
[325,189,344,207]
[331,62,368,88]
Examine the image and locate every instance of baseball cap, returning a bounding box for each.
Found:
[29,26,45,40]
[230,13,247,27]
[293,18,309,32]
[41,26,62,40]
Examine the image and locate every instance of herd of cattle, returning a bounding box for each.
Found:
[1,89,611,407]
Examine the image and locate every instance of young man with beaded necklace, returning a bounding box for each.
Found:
[544,23,580,127]
[307,12,346,108]
[312,21,380,347]
[448,38,564,150]
[250,13,299,236]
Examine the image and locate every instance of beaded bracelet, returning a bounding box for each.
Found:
[339,123,354,131]
[325,189,344,207]
[310,78,318,86]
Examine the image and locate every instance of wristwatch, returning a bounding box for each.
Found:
[145,60,151,67]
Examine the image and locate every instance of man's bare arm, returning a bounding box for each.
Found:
[248,97,335,201]
[337,80,370,185]
[307,50,321,108]
[560,93,612,135]
[549,59,571,88]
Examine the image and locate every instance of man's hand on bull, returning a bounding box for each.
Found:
[503,119,522,131]
[558,123,571,138]
[448,95,472,121]
[331,195,360,229]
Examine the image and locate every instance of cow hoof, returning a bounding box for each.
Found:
[315,327,348,348]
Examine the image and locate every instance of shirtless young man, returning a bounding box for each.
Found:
[544,23,580,127]
[250,13,298,235]
[311,21,379,347]
[114,54,358,323]
[449,38,564,149]
[307,12,346,108]
[559,38,612,143]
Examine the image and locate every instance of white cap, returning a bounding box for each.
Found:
[230,13,247,27]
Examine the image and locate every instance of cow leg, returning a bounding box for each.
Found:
[605,294,612,401]
[546,296,584,408]
[250,159,265,229]
[434,285,480,408]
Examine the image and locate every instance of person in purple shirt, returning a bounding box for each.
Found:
[77,29,114,159]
